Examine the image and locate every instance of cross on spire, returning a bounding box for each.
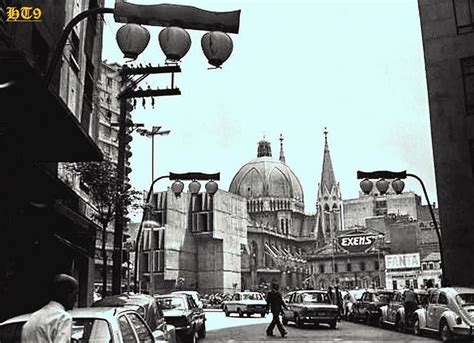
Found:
[279,133,286,163]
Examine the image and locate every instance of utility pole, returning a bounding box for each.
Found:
[112,64,181,295]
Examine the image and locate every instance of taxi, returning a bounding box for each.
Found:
[412,287,474,342]
[222,291,267,317]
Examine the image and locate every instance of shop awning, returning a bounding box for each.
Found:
[0,50,103,162]
[264,242,279,258]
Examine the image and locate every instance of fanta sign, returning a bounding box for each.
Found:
[337,234,376,253]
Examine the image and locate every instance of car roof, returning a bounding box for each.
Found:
[171,291,200,295]
[440,287,474,295]
[156,294,188,299]
[1,307,134,325]
[92,294,155,308]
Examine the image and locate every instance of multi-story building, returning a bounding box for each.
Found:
[0,0,104,321]
[418,0,474,286]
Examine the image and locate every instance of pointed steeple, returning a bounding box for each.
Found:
[320,128,337,193]
[279,134,286,163]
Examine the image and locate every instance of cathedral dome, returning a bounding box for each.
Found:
[229,138,304,203]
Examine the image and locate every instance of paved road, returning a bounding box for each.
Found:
[202,310,439,342]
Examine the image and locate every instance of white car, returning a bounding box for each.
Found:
[222,292,267,317]
[0,307,167,342]
[171,291,203,309]
[412,287,474,342]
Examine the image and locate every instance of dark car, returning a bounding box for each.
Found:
[281,290,339,329]
[351,289,394,325]
[92,293,175,342]
[155,294,206,343]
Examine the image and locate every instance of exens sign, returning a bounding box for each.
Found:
[337,234,376,253]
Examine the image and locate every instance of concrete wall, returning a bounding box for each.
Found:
[418,0,474,286]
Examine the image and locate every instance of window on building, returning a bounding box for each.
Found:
[461,57,474,115]
[190,193,214,233]
[360,261,366,271]
[334,263,338,273]
[69,30,80,73]
[413,279,418,289]
[107,77,113,87]
[392,280,397,290]
[422,263,427,270]
[375,200,387,216]
[319,265,325,274]
[347,263,352,272]
[453,0,474,35]
[429,263,434,270]
[153,250,164,272]
[142,252,150,273]
[285,218,289,234]
[375,260,379,271]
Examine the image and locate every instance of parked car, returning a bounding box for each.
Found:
[282,290,339,329]
[379,289,427,331]
[222,291,267,317]
[92,293,176,342]
[155,294,206,343]
[171,291,203,309]
[343,289,365,320]
[351,289,394,325]
[412,287,474,342]
[0,307,166,343]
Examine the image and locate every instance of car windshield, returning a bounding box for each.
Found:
[456,293,474,306]
[157,297,186,310]
[71,318,112,342]
[241,293,263,300]
[302,293,328,304]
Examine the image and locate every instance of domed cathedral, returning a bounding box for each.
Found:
[229,135,316,292]
[315,129,343,248]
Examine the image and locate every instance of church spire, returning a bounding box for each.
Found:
[279,134,286,163]
[320,128,337,193]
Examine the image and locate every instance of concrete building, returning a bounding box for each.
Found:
[418,0,474,286]
[139,189,248,295]
[0,0,104,321]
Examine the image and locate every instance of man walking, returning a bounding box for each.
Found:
[21,274,79,342]
[266,283,288,338]
[403,286,418,328]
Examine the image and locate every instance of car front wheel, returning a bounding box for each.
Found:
[439,320,453,343]
[224,306,230,317]
[330,320,337,329]
[238,309,244,317]
[260,312,266,318]
[295,314,304,328]
[198,323,206,339]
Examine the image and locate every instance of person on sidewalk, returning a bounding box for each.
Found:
[21,274,79,343]
[266,283,288,338]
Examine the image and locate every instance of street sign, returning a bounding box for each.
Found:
[337,233,377,253]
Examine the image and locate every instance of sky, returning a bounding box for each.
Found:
[101,0,437,215]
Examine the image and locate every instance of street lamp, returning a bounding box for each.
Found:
[136,126,170,192]
[357,170,446,286]
[133,171,220,292]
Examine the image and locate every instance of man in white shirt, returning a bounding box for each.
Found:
[21,274,78,343]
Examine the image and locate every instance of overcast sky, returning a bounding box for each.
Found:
[102,0,436,215]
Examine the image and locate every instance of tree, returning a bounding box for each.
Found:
[66,159,139,297]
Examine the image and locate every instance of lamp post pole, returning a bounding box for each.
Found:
[357,170,446,286]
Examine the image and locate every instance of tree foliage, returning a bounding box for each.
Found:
[65,159,140,227]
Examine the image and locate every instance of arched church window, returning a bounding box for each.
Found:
[324,204,330,212]
[285,218,289,234]
[281,219,284,231]
[332,203,338,210]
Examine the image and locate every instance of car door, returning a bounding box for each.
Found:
[431,291,449,328]
[282,293,292,320]
[230,293,239,312]
[188,296,205,330]
[358,292,367,318]
[426,291,439,329]
[389,292,402,323]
